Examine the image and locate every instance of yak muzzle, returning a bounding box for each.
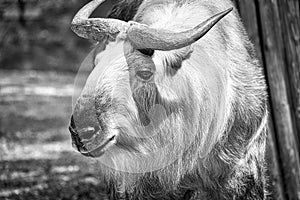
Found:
[69,115,116,157]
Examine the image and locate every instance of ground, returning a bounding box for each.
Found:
[0,69,108,200]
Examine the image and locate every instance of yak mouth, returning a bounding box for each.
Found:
[79,135,116,157]
[69,125,116,158]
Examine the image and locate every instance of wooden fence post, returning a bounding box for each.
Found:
[256,0,300,199]
[237,1,286,199]
[276,0,300,152]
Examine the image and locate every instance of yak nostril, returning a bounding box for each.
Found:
[69,115,101,150]
[69,125,86,151]
[136,70,153,80]
[78,126,100,141]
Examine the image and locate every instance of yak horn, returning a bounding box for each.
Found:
[71,0,232,51]
[127,8,233,51]
[71,0,129,41]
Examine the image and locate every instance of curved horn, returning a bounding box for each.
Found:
[127,8,233,51]
[71,0,129,41]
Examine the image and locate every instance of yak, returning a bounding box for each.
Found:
[69,0,268,199]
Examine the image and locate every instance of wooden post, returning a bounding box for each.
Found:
[237,1,286,199]
[276,0,300,152]
[265,121,287,200]
[256,0,300,199]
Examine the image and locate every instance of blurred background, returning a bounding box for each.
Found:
[0,0,115,199]
[0,0,299,200]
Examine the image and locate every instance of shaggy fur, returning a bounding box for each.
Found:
[72,0,268,199]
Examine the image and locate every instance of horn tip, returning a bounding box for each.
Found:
[216,7,233,21]
[223,7,234,15]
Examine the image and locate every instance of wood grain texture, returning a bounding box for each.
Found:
[237,1,286,199]
[255,0,300,199]
[265,119,286,200]
[276,0,300,152]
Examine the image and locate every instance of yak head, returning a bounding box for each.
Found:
[69,0,234,176]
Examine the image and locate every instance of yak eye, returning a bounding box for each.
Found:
[138,49,154,56]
